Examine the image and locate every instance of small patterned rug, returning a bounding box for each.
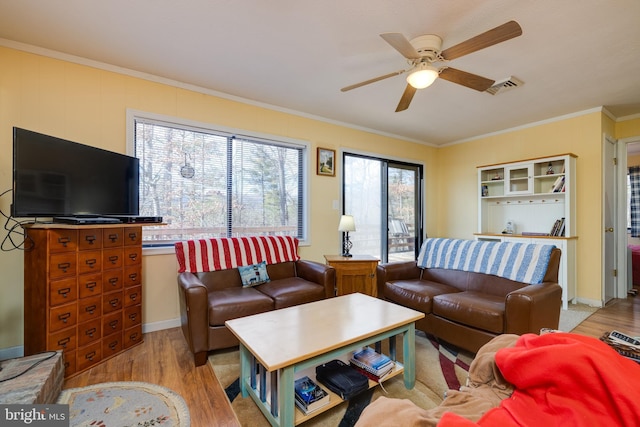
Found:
[208,331,473,426]
[57,381,190,427]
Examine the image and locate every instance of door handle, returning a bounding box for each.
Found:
[605,227,614,232]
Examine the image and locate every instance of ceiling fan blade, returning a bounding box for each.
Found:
[380,33,422,59]
[395,84,418,112]
[439,67,495,91]
[341,69,406,92]
[440,20,522,61]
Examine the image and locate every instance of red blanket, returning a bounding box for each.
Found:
[439,333,640,427]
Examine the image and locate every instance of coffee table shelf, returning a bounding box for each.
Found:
[226,293,424,427]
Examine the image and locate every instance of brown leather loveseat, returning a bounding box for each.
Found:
[376,238,562,353]
[176,236,335,365]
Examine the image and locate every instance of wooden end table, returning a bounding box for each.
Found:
[324,255,379,296]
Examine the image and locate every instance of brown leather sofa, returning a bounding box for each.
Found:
[376,247,562,353]
[178,260,335,366]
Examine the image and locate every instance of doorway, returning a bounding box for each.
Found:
[342,152,424,263]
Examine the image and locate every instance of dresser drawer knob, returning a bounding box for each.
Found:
[57,262,71,272]
[58,287,71,298]
[128,273,138,281]
[109,320,119,329]
[128,312,137,321]
[86,351,96,361]
[129,332,139,341]
[85,258,97,268]
[58,337,70,348]
[84,235,97,244]
[128,253,138,261]
[109,277,119,286]
[108,233,118,242]
[86,327,96,337]
[109,298,120,307]
[108,255,119,264]
[108,340,118,350]
[129,293,138,302]
[128,232,138,241]
[85,281,97,291]
[57,236,70,247]
[85,304,97,314]
[58,312,71,323]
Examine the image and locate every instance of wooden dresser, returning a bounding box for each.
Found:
[324,255,379,297]
[23,224,143,377]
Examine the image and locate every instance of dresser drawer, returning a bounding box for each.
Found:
[103,332,124,358]
[79,229,102,250]
[47,327,76,352]
[124,227,142,246]
[123,304,142,329]
[124,325,143,349]
[49,253,77,279]
[103,310,123,336]
[103,228,124,248]
[103,269,123,291]
[49,277,77,306]
[78,295,102,323]
[77,341,101,371]
[62,349,76,377]
[103,290,123,314]
[78,318,102,347]
[103,248,124,270]
[124,286,142,308]
[49,229,78,253]
[124,266,142,287]
[78,273,102,298]
[78,250,102,275]
[124,247,142,266]
[49,302,77,332]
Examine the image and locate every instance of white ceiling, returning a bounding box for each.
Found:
[1,0,639,146]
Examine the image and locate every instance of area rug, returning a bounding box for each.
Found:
[558,303,599,332]
[208,331,472,426]
[57,381,190,427]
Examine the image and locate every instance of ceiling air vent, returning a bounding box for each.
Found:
[485,76,524,95]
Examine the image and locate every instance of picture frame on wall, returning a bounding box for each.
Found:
[317,148,336,176]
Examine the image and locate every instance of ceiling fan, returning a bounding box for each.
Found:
[341,21,523,112]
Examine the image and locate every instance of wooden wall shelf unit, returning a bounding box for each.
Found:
[324,255,379,297]
[23,223,144,378]
[476,153,577,309]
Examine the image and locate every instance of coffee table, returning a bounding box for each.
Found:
[225,292,425,426]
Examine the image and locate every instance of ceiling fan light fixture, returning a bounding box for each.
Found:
[406,64,439,89]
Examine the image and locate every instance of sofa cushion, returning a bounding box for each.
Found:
[256,277,326,309]
[209,287,274,326]
[383,279,460,314]
[433,291,505,334]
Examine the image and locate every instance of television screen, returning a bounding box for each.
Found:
[12,127,140,218]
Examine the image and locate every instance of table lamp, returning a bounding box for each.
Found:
[338,215,356,257]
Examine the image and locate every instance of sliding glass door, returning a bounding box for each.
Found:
[343,153,423,263]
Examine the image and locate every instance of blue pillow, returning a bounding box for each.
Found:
[238,261,270,287]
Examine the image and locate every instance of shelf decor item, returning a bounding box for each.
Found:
[338,215,356,257]
[317,147,336,176]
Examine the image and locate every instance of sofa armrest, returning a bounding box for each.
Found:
[505,282,562,334]
[296,259,336,298]
[177,272,210,363]
[376,261,422,297]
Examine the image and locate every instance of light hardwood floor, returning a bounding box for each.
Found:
[63,295,640,427]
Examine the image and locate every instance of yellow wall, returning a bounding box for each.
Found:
[2,45,639,352]
[0,46,437,350]
[436,113,605,303]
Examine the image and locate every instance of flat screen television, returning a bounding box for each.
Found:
[12,127,140,218]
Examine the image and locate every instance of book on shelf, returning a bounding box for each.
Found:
[549,218,565,237]
[550,175,565,193]
[294,376,330,414]
[350,347,394,377]
[349,362,394,383]
[521,231,551,236]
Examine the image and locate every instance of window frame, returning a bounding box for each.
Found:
[126,109,310,254]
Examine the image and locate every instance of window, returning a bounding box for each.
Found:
[131,114,307,246]
[343,152,423,263]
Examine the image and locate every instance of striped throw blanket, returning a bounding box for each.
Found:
[416,238,555,285]
[175,236,300,273]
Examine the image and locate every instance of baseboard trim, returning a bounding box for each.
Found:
[1,318,182,361]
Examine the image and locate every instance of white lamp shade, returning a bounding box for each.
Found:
[406,64,439,89]
[338,215,356,232]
